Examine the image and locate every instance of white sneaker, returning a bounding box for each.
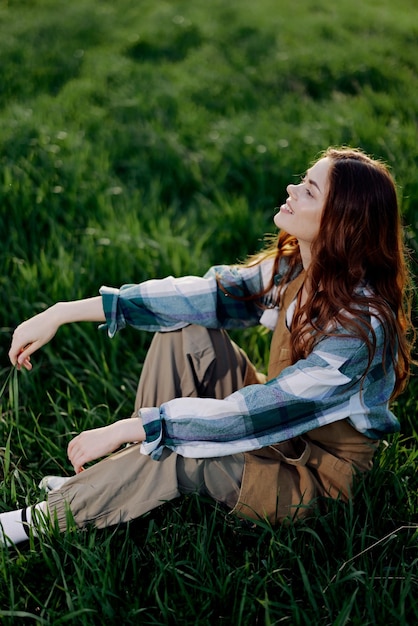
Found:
[38,475,72,492]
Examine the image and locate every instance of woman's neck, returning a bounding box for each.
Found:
[298,241,312,271]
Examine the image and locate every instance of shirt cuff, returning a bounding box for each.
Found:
[99,286,125,338]
[139,407,164,459]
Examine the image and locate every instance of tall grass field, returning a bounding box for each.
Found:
[0,0,417,623]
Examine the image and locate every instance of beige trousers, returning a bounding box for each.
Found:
[48,326,261,531]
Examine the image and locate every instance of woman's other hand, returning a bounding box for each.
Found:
[67,418,146,474]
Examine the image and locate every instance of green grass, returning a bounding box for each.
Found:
[0,0,417,623]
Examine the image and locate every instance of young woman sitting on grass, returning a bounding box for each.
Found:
[2,146,413,546]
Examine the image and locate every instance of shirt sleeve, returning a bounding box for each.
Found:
[99,259,277,337]
[139,316,399,459]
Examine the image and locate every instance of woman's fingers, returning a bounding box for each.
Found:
[10,336,39,368]
[18,354,32,371]
[16,346,36,370]
[67,436,87,473]
[10,347,33,371]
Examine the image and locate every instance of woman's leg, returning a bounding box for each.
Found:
[47,446,180,531]
[131,325,263,511]
[47,326,256,530]
[46,445,245,532]
[1,326,260,543]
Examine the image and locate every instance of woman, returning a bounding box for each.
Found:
[1,147,413,546]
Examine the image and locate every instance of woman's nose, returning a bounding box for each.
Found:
[287,183,297,198]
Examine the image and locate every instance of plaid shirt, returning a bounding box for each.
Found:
[100,259,400,459]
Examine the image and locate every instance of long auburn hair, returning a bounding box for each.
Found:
[228,147,414,398]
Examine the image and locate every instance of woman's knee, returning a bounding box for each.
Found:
[177,454,244,510]
[135,325,251,405]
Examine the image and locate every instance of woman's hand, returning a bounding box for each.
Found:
[67,418,146,474]
[9,306,62,371]
[9,297,106,370]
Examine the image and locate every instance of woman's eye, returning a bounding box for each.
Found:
[301,176,312,195]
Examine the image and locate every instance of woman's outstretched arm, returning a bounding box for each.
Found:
[9,296,105,371]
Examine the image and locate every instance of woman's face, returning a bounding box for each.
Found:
[274,157,331,263]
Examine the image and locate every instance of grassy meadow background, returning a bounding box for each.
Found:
[0,0,417,623]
